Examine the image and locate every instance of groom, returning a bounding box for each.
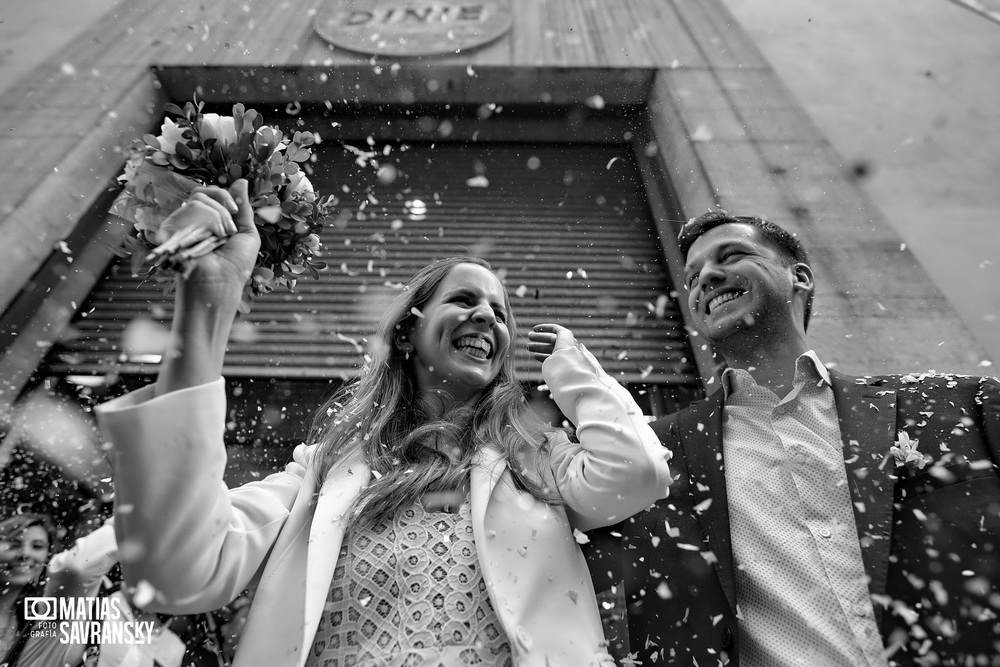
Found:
[614,212,1000,665]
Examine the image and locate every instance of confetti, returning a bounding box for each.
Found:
[693,498,713,513]
[131,580,156,608]
[691,124,713,142]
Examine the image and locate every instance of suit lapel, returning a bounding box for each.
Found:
[830,372,897,624]
[676,390,738,613]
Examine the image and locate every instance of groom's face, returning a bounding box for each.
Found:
[683,223,800,346]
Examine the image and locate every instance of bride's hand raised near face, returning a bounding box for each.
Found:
[527,323,580,363]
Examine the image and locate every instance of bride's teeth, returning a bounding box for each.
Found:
[455,335,491,359]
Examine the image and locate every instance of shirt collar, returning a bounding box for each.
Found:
[722,350,832,398]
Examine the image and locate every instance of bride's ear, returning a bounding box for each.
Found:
[393,329,413,354]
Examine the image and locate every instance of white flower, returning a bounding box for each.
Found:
[890,431,931,472]
[156,117,187,154]
[301,233,321,251]
[198,113,238,147]
[120,151,145,183]
[284,171,314,201]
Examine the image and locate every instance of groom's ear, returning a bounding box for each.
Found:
[792,263,814,294]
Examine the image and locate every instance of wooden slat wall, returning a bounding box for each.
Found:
[44,140,697,386]
[2,0,987,407]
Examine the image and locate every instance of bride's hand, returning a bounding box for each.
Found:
[527,323,579,362]
[167,180,260,299]
[148,186,240,263]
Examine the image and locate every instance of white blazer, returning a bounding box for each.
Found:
[96,345,671,667]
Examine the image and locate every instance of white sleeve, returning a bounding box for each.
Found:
[95,379,305,614]
[544,344,672,531]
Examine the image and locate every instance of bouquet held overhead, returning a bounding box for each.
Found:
[110,97,336,312]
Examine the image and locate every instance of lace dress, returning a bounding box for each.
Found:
[306,497,513,667]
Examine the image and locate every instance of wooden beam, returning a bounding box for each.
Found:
[0,72,165,316]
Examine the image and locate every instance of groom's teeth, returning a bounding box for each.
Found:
[708,291,742,313]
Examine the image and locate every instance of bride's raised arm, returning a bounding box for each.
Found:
[95,180,304,614]
[152,180,258,396]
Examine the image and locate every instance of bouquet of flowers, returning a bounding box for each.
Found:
[110,97,336,312]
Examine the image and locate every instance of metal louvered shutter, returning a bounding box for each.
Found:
[45,141,698,389]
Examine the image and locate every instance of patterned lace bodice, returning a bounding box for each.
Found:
[306,497,512,667]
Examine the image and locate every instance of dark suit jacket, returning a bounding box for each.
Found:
[604,371,1000,665]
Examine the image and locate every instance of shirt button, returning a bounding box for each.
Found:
[819,528,832,538]
[775,407,787,415]
[513,626,533,651]
[795,453,807,463]
[853,602,869,617]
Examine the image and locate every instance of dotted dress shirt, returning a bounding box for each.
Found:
[722,352,887,667]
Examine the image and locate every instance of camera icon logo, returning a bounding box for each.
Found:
[23,597,57,621]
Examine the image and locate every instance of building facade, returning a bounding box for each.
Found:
[0,0,988,582]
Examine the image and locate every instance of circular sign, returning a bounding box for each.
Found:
[314,1,513,57]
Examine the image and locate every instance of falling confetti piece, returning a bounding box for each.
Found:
[585,95,605,109]
[466,175,489,187]
[693,498,713,513]
[691,124,713,142]
[654,294,668,319]
[514,285,528,297]
[335,332,364,353]
[132,580,156,608]
[655,582,672,599]
[606,157,620,170]
[122,317,171,357]
[573,528,590,545]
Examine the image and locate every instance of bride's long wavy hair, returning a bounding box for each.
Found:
[310,256,560,529]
